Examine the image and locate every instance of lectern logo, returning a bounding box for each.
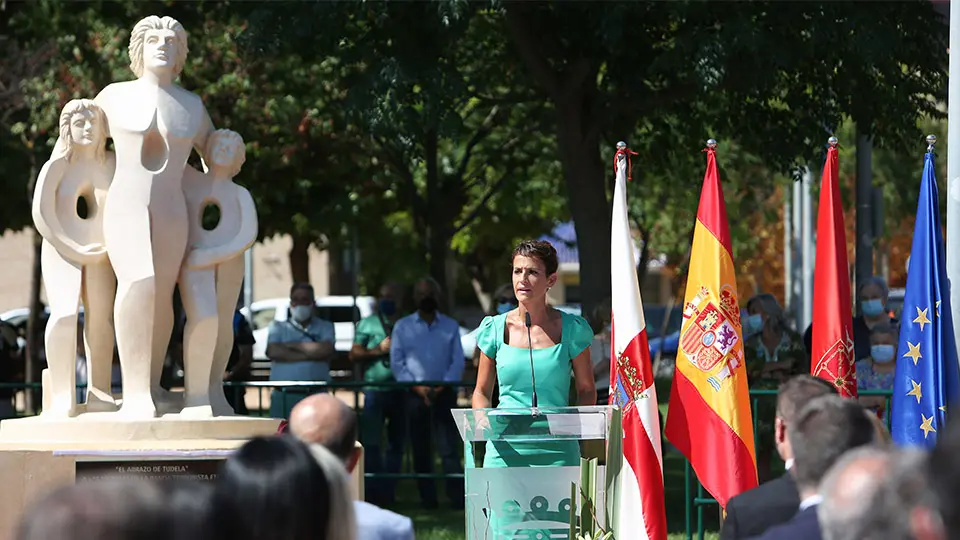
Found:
[492,496,572,539]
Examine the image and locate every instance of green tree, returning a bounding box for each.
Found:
[499,1,945,323]
[243,3,565,303]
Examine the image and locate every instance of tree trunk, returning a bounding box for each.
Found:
[556,113,610,329]
[289,233,311,286]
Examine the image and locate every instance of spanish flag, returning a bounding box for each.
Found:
[664,142,758,509]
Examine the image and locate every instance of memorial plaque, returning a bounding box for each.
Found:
[75,459,223,482]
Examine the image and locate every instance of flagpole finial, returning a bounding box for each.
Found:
[828,136,839,148]
[927,134,937,152]
[706,139,717,149]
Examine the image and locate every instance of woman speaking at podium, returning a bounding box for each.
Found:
[471,240,596,468]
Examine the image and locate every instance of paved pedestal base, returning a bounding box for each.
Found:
[0,413,281,442]
[0,417,363,540]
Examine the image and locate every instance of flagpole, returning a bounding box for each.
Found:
[947,0,960,374]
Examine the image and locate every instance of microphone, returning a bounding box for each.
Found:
[524,312,539,411]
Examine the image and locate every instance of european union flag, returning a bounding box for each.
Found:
[891,146,960,448]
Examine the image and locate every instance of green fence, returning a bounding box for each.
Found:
[0,381,894,537]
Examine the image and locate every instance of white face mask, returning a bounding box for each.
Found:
[291,305,313,323]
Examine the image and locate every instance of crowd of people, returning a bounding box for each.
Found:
[720,373,960,540]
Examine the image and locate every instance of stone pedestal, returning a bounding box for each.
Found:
[0,416,365,540]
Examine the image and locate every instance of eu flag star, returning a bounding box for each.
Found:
[920,414,937,439]
[936,300,941,317]
[904,342,923,365]
[907,379,923,404]
[913,307,931,331]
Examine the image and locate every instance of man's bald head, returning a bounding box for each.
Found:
[289,394,358,463]
[818,446,893,540]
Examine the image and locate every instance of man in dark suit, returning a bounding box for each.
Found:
[720,375,837,540]
[747,395,876,540]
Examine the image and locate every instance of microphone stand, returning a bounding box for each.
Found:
[524,312,539,416]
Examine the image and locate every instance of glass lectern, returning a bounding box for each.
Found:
[451,406,622,540]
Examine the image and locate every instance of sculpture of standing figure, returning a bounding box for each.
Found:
[32,99,118,417]
[179,129,258,417]
[95,15,214,417]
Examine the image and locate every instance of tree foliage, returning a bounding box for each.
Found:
[0,0,948,317]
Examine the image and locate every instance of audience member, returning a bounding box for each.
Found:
[16,478,209,540]
[817,446,895,540]
[590,298,612,405]
[855,322,898,417]
[290,393,415,540]
[804,276,897,362]
[720,375,836,540]
[924,414,960,540]
[223,303,256,414]
[865,409,892,445]
[390,277,465,509]
[265,283,336,419]
[742,294,808,482]
[211,435,355,540]
[748,394,876,540]
[858,448,931,540]
[350,281,407,505]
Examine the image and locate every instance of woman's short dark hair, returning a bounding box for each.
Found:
[212,436,331,540]
[512,240,559,275]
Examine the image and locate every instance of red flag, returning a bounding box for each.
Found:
[810,141,857,397]
[609,144,667,540]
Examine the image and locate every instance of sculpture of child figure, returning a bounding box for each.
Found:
[32,99,118,417]
[179,128,258,417]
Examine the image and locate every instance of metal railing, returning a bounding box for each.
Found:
[0,381,894,536]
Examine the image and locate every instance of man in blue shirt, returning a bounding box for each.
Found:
[266,283,336,419]
[391,277,465,509]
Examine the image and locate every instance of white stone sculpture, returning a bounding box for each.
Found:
[0,14,279,442]
[94,15,215,418]
[31,99,118,417]
[179,129,258,417]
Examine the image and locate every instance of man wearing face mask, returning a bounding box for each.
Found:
[350,282,406,505]
[390,277,465,509]
[803,276,897,363]
[854,322,898,418]
[265,283,336,419]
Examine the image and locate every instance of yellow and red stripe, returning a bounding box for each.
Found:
[664,146,758,509]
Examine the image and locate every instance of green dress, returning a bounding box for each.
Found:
[476,311,595,468]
